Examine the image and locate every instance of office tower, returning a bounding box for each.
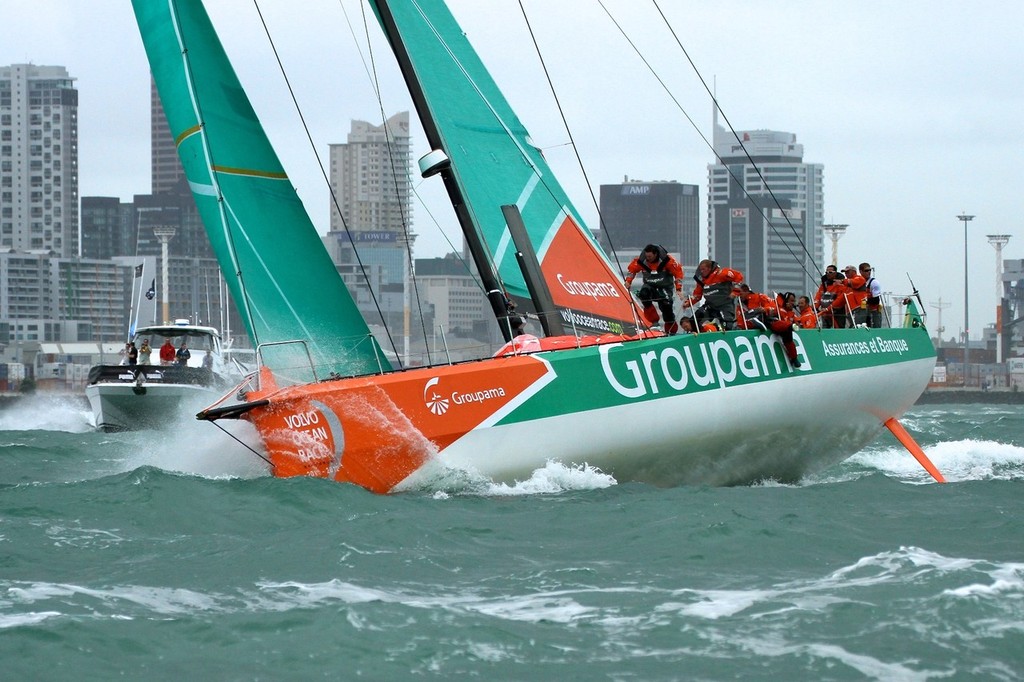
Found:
[324,112,414,329]
[599,179,700,275]
[81,196,135,260]
[0,64,78,257]
[150,78,185,195]
[708,112,823,295]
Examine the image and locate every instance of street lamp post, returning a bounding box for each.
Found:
[152,225,177,325]
[957,213,974,387]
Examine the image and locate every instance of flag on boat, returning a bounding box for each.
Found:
[145,279,155,300]
[134,263,144,278]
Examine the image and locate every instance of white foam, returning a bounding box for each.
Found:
[658,547,1018,626]
[257,579,596,625]
[0,611,62,629]
[484,461,616,496]
[0,395,93,433]
[400,459,616,497]
[850,439,1024,483]
[118,413,269,480]
[5,581,222,616]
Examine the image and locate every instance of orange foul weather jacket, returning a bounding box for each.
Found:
[822,275,867,315]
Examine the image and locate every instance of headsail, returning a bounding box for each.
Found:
[133,0,391,381]
[371,0,644,336]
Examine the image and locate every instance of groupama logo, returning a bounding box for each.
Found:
[423,376,508,416]
[423,377,449,415]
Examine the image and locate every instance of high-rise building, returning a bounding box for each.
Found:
[0,64,78,257]
[707,114,823,295]
[324,113,414,329]
[81,196,135,260]
[150,78,185,195]
[599,179,700,276]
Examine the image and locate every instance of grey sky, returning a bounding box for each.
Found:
[4,1,1021,342]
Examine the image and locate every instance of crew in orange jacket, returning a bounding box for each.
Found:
[735,285,776,330]
[820,265,867,327]
[796,295,818,329]
[624,244,685,335]
[815,265,849,328]
[736,287,801,367]
[683,259,744,329]
[768,292,802,367]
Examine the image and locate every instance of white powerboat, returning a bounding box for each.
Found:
[85,321,235,432]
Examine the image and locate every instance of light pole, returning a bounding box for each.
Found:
[822,224,848,267]
[987,234,1011,363]
[957,213,974,386]
[153,225,177,325]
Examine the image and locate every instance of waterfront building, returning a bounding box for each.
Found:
[324,113,414,328]
[708,112,824,295]
[150,78,185,195]
[599,178,700,281]
[0,64,78,257]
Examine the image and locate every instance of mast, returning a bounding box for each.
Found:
[372,0,515,341]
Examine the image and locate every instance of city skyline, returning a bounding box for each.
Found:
[3,0,1021,341]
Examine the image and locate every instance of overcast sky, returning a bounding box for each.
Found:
[4,1,1021,342]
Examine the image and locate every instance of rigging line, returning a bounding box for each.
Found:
[210,419,273,467]
[402,0,511,300]
[597,0,818,285]
[359,9,433,366]
[514,1,617,270]
[411,181,488,296]
[515,0,644,333]
[251,0,401,366]
[649,0,822,283]
[336,0,379,100]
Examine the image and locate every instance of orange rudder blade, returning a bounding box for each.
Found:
[884,417,946,483]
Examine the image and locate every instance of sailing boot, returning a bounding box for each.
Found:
[642,305,660,326]
[785,341,800,368]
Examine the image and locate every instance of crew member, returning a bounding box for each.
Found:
[683,259,744,329]
[860,262,884,327]
[624,244,685,335]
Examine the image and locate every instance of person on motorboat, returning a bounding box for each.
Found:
[159,338,176,365]
[138,339,152,364]
[175,341,191,365]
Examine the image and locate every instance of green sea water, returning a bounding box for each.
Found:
[1,397,1022,681]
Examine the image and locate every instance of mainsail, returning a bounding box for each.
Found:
[133,0,391,381]
[371,0,643,336]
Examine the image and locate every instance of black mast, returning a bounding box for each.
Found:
[372,0,516,342]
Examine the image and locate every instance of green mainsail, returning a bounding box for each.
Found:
[133,0,391,381]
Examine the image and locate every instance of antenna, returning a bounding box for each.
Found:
[929,297,951,348]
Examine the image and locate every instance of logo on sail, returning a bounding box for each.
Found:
[424,377,450,415]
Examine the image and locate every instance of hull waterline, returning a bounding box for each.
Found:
[209,326,936,493]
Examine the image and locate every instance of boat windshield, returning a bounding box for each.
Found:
[134,330,217,353]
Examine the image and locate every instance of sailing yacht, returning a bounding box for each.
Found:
[131,0,939,492]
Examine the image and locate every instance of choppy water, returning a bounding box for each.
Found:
[1,396,1022,680]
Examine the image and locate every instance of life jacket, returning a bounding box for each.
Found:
[635,246,679,290]
[844,275,869,311]
[865,276,881,310]
[692,264,742,310]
